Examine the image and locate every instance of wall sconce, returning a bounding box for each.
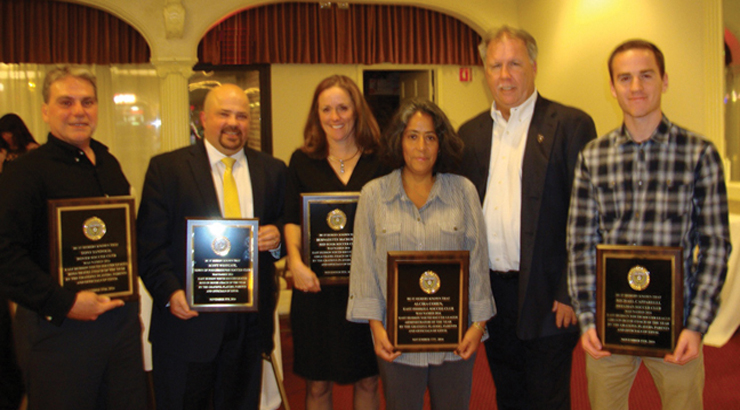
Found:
[320,2,332,9]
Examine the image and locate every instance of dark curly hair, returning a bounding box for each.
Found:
[380,99,463,174]
[301,75,380,159]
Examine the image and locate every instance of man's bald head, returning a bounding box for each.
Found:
[200,84,251,156]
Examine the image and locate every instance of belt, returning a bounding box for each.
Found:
[491,270,519,279]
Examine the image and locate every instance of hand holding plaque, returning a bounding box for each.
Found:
[596,245,684,357]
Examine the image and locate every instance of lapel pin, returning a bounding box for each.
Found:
[537,134,544,143]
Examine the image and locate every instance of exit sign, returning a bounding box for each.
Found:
[459,67,472,82]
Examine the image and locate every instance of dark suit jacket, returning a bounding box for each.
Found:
[457,95,596,340]
[137,139,287,360]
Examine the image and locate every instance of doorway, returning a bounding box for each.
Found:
[363,70,435,132]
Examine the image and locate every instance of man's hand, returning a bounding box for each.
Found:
[552,300,577,328]
[168,290,198,320]
[664,329,701,365]
[258,225,281,252]
[581,327,611,359]
[370,320,401,362]
[67,291,124,321]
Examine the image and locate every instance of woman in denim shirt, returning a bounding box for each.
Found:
[347,99,496,410]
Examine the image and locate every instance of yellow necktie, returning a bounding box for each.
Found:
[221,157,241,218]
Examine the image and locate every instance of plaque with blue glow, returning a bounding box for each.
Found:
[186,218,259,312]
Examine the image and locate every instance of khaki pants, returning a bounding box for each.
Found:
[585,349,704,410]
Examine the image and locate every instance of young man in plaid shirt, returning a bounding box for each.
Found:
[567,39,731,410]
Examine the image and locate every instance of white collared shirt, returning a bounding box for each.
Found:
[204,139,254,219]
[482,90,538,271]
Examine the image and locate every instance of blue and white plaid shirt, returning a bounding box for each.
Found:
[567,115,731,335]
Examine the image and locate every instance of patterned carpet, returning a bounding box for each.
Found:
[277,321,740,410]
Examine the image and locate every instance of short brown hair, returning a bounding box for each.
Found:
[301,75,380,159]
[381,98,463,174]
[42,66,97,103]
[608,39,665,83]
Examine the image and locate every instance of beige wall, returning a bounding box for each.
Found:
[70,0,721,139]
[726,0,740,40]
[65,0,733,197]
[519,0,712,138]
[270,65,358,164]
[270,64,490,164]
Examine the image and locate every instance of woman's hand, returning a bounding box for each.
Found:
[284,223,321,292]
[290,257,321,293]
[455,322,485,360]
[370,320,401,362]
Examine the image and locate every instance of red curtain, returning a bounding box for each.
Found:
[199,3,482,66]
[0,0,150,64]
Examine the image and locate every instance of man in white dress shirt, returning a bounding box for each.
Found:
[457,26,597,410]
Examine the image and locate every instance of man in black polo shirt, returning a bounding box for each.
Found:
[0,66,146,410]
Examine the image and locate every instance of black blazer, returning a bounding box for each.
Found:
[457,96,596,340]
[137,139,287,360]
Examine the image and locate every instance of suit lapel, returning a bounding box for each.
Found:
[476,116,494,200]
[187,140,221,215]
[522,97,557,193]
[519,97,557,291]
[245,148,265,219]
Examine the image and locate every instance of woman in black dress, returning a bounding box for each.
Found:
[284,75,387,409]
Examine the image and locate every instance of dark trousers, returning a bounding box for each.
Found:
[0,299,22,410]
[13,302,146,410]
[377,354,476,410]
[152,313,262,410]
[485,272,579,410]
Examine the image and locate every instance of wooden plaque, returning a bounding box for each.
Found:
[596,245,684,357]
[386,251,469,352]
[48,196,138,301]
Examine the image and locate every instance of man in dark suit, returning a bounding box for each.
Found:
[137,84,287,410]
[457,26,596,410]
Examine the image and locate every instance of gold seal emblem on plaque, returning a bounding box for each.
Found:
[419,270,441,294]
[82,216,106,241]
[211,236,231,256]
[628,265,651,291]
[326,208,347,231]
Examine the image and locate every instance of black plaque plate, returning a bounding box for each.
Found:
[386,251,469,352]
[301,192,359,285]
[597,245,683,357]
[186,218,259,312]
[48,196,138,301]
